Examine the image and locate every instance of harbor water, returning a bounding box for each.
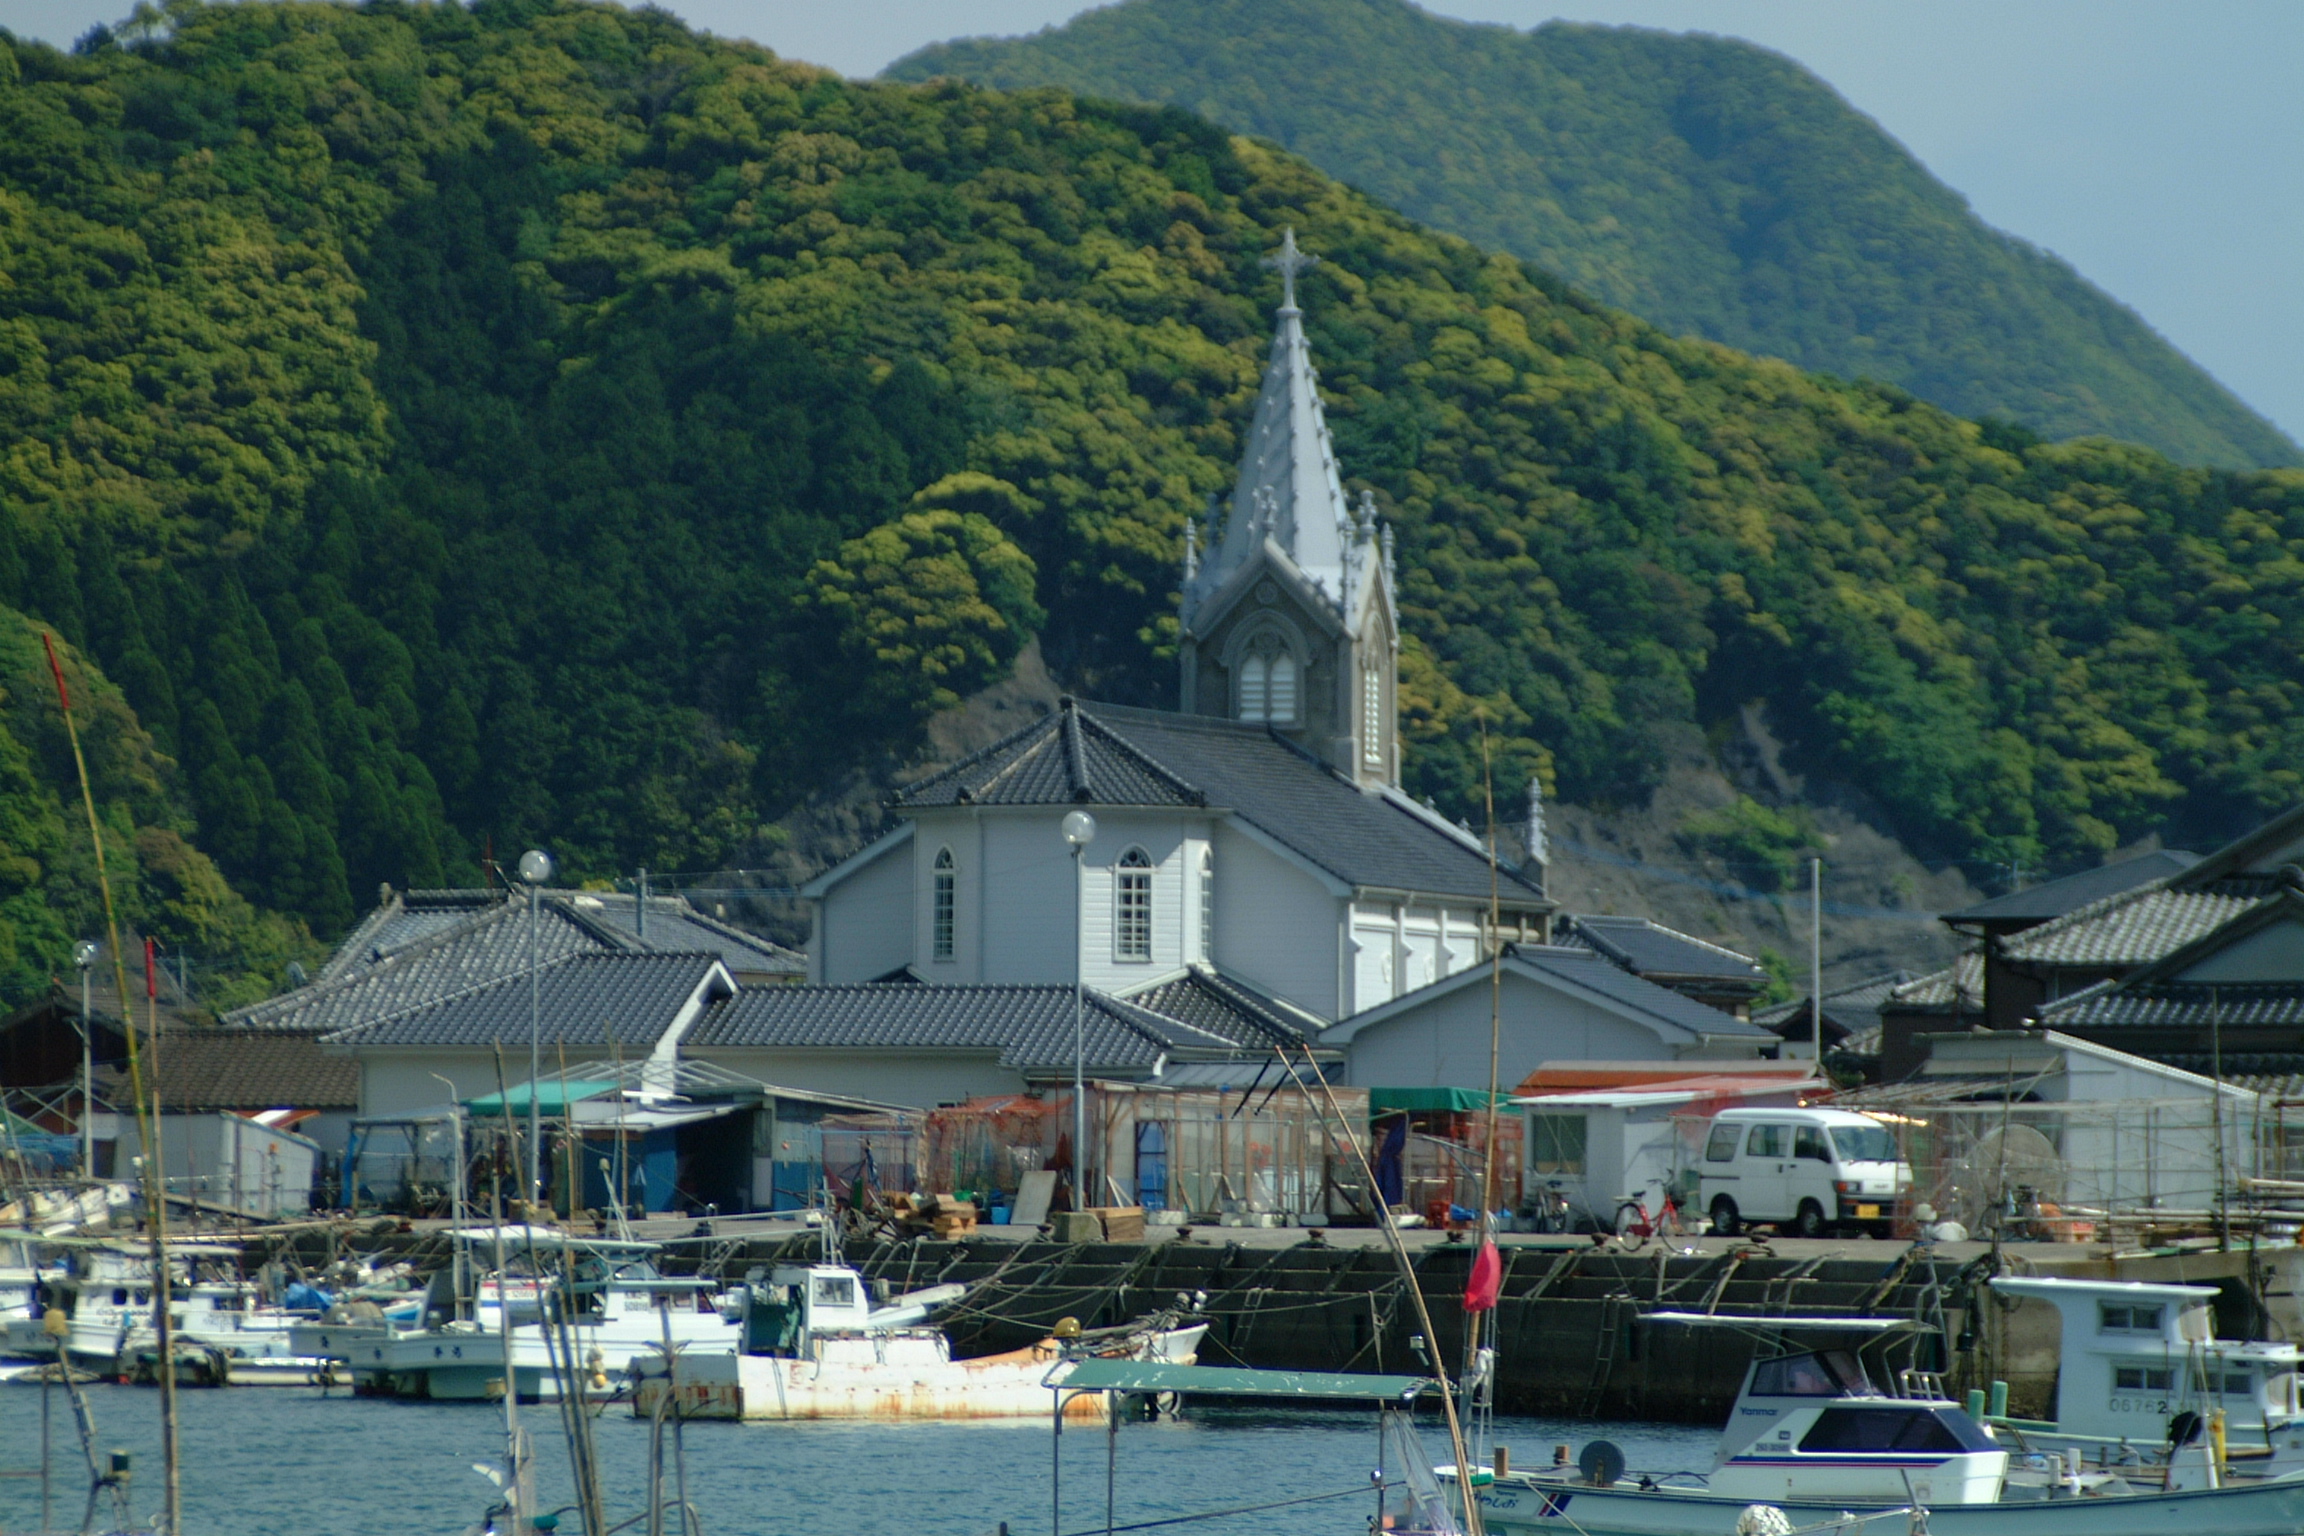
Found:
[0,1384,1714,1535]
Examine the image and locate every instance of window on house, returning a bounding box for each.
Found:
[932,847,955,961]
[1199,846,1215,960]
[1268,652,1298,723]
[1239,655,1268,722]
[1363,665,1383,764]
[1529,1113,1587,1175]
[1116,848,1153,960]
[2100,1303,2164,1333]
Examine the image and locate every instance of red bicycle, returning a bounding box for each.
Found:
[1613,1191,1686,1251]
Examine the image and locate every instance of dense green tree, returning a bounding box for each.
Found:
[890,0,2298,471]
[0,0,2300,983]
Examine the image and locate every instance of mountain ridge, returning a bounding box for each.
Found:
[888,0,2299,471]
[1,0,2303,1003]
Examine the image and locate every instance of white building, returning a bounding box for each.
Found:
[806,230,1552,1021]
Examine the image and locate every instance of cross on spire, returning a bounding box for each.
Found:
[1263,226,1318,312]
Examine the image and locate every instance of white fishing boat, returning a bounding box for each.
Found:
[629,1257,1207,1421]
[365,1226,739,1402]
[0,1240,331,1384]
[1466,1332,2304,1536]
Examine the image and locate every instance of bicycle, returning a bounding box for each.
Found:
[1525,1178,1572,1234]
[1613,1190,1686,1251]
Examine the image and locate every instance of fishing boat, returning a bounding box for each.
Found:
[364,1226,739,1402]
[1466,1331,2304,1536]
[0,1240,331,1383]
[628,1256,1207,1421]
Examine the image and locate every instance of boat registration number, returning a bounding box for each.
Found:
[1856,1204,1880,1219]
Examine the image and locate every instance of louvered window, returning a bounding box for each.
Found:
[1268,652,1298,723]
[1363,666,1383,764]
[1238,655,1268,722]
[1116,848,1153,961]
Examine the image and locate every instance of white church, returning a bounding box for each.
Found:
[805,232,1557,1024]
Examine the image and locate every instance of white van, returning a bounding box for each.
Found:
[1697,1107,1910,1238]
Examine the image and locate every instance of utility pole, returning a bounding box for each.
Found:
[1061,811,1097,1207]
[1810,856,1824,1064]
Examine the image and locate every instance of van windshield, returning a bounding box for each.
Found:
[1829,1124,1897,1164]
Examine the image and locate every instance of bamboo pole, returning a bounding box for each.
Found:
[42,631,180,1535]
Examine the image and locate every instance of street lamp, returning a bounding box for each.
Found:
[1060,810,1097,1208]
[74,940,98,1174]
[518,849,553,1207]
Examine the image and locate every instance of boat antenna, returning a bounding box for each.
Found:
[488,1046,533,1536]
[42,630,181,1534]
[1287,1039,1487,1535]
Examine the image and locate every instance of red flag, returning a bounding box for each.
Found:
[1464,1237,1502,1313]
[145,937,157,1001]
[40,631,70,712]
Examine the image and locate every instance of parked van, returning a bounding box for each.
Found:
[1697,1107,1910,1238]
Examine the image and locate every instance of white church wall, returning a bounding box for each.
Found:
[816,836,913,983]
[1216,822,1341,1018]
[1338,971,1684,1090]
[974,813,1076,986]
[1076,812,1196,995]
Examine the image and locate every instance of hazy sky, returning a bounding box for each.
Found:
[5,0,2299,450]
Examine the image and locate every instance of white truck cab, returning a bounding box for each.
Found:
[1698,1107,1910,1238]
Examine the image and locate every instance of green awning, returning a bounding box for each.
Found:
[1048,1359,1431,1401]
[1369,1087,1513,1116]
[465,1080,619,1114]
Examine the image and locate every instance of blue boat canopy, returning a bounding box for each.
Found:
[1046,1359,1431,1401]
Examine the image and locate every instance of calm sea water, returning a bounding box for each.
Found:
[0,1382,1715,1536]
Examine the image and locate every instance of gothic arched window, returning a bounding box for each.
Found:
[1116,847,1153,961]
[932,847,956,960]
[1235,636,1298,725]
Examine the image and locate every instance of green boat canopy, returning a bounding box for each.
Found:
[1048,1359,1432,1401]
[1368,1087,1513,1116]
[464,1080,620,1114]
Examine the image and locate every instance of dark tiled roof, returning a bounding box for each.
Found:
[896,701,1202,809]
[1752,971,1913,1034]
[2169,804,2304,891]
[245,889,799,1036]
[1885,951,1985,1014]
[1944,850,2200,925]
[233,899,615,1034]
[1501,944,1770,1039]
[1556,914,1764,984]
[1122,965,1331,1049]
[2039,981,2304,1030]
[899,699,1540,907]
[562,893,804,977]
[98,1031,359,1110]
[687,982,1296,1075]
[318,952,725,1050]
[1996,884,2260,966]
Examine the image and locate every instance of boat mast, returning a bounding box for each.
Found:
[42,631,180,1535]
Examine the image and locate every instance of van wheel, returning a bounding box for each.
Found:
[1791,1200,1826,1239]
[1709,1196,1740,1237]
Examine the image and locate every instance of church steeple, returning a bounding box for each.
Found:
[1180,229,1400,788]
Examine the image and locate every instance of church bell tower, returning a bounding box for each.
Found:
[1178,230,1400,788]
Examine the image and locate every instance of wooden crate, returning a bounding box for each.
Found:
[1086,1205,1146,1242]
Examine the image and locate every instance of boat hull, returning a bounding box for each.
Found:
[633,1324,1208,1422]
[1474,1472,2304,1536]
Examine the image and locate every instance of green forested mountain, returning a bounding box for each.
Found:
[889,0,2299,472]
[1,0,2303,996]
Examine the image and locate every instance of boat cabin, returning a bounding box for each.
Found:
[1991,1275,2302,1441]
[1709,1346,2009,1505]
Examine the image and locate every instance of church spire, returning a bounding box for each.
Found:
[1199,226,1352,604]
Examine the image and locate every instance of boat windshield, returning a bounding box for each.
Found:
[1799,1406,1998,1454]
[1748,1350,1870,1397]
[1828,1124,1897,1164]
